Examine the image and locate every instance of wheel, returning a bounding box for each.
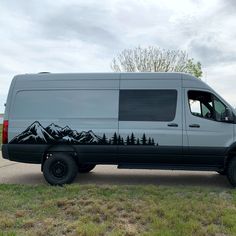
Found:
[217,170,226,175]
[227,158,236,187]
[78,164,96,173]
[43,153,77,185]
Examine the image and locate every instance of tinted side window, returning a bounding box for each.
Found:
[213,96,227,121]
[119,90,177,121]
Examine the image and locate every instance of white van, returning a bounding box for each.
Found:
[2,72,236,186]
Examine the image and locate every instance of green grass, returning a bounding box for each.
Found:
[0,184,236,235]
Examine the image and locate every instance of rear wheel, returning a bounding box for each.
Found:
[227,158,236,187]
[43,153,77,185]
[78,164,96,173]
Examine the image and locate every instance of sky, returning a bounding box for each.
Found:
[0,0,236,112]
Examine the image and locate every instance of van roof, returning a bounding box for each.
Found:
[13,72,197,81]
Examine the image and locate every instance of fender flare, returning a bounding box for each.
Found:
[41,145,78,171]
[224,142,236,166]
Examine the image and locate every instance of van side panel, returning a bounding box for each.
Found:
[118,75,183,164]
[5,75,120,163]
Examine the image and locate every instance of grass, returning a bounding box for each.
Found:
[0,184,235,235]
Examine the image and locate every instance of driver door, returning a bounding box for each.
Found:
[184,89,234,166]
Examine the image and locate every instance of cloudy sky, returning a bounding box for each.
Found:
[0,0,235,112]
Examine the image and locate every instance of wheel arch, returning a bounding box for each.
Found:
[224,142,236,168]
[41,145,78,171]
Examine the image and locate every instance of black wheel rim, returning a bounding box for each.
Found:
[50,160,68,179]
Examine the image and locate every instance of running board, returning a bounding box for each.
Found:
[117,164,219,171]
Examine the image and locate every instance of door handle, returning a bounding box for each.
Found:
[168,123,178,127]
[189,124,200,128]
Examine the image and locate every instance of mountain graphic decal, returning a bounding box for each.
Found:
[10,121,55,144]
[9,122,157,146]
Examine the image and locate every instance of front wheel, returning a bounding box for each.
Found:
[227,158,236,187]
[43,153,77,185]
[78,164,96,173]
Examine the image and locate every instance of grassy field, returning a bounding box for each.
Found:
[0,184,235,236]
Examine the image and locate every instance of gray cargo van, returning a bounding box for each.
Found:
[2,72,236,186]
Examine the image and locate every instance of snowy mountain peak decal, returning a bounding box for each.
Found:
[10,121,55,144]
[10,122,157,146]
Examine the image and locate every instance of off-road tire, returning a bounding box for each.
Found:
[43,153,77,185]
[78,164,96,173]
[227,158,236,187]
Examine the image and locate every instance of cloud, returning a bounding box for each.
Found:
[39,5,120,47]
[221,0,236,14]
[187,35,236,65]
[0,0,236,112]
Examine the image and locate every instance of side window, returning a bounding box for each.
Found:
[119,90,177,121]
[201,103,211,117]
[213,96,227,121]
[188,90,227,122]
[189,99,201,117]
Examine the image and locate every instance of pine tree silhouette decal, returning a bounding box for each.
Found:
[121,137,124,145]
[118,135,123,145]
[141,133,147,145]
[136,138,140,145]
[148,137,152,145]
[101,134,108,144]
[130,133,136,145]
[126,135,130,145]
[112,132,118,145]
[151,138,155,145]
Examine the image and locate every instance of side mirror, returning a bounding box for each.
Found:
[222,108,234,122]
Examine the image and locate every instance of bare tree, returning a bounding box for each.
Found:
[111,46,202,78]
